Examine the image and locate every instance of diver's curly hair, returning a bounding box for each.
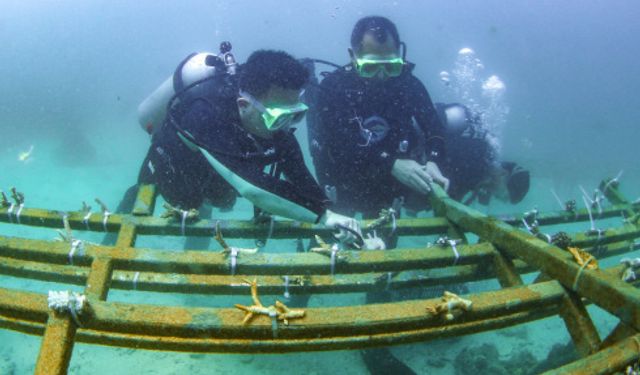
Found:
[239,50,308,98]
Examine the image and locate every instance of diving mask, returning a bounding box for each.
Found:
[354,56,405,78]
[240,90,308,131]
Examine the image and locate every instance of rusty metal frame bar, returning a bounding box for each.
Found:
[0,277,568,350]
[0,237,636,296]
[430,184,640,331]
[0,265,635,353]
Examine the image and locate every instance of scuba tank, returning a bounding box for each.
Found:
[137,41,238,135]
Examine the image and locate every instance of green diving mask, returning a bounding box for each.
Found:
[240,90,309,131]
[354,56,405,78]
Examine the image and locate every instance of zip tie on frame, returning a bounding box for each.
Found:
[448,239,460,265]
[82,211,92,230]
[7,203,15,223]
[16,203,24,224]
[132,272,140,290]
[283,275,290,299]
[180,210,188,236]
[572,256,595,291]
[230,248,239,276]
[68,239,84,265]
[102,211,111,232]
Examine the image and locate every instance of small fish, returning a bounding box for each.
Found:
[18,145,34,163]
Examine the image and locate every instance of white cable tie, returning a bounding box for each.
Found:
[602,170,623,193]
[69,309,82,327]
[594,194,603,216]
[521,218,532,234]
[551,189,565,210]
[16,203,24,224]
[82,211,92,229]
[579,185,593,204]
[269,310,278,338]
[102,210,111,232]
[283,275,290,299]
[390,210,397,235]
[230,248,238,276]
[68,239,83,265]
[449,240,460,265]
[572,257,594,291]
[582,196,596,232]
[266,216,275,243]
[7,203,14,223]
[132,272,140,290]
[180,210,188,236]
[385,272,392,290]
[330,248,338,275]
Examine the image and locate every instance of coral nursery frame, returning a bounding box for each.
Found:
[1,179,640,374]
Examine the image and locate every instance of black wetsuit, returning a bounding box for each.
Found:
[307,64,445,217]
[435,103,497,204]
[139,73,328,219]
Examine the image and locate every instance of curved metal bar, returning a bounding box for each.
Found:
[0,279,566,352]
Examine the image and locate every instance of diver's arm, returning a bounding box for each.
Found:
[197,147,327,223]
[197,135,360,234]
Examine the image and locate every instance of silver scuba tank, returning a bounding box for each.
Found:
[137,42,237,135]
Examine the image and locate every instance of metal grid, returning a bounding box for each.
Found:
[0,179,639,374]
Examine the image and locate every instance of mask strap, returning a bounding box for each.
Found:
[400,42,407,61]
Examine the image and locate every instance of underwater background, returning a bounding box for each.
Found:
[1,0,639,373]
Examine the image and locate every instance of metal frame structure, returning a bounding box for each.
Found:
[1,179,639,374]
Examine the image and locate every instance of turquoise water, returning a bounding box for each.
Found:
[1,1,640,374]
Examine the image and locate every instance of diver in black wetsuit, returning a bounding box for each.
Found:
[307,16,449,219]
[126,50,361,240]
[305,16,449,375]
[419,102,530,210]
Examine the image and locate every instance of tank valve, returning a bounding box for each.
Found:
[220,41,237,75]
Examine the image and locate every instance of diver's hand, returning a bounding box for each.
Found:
[392,159,434,194]
[322,210,362,244]
[423,161,450,191]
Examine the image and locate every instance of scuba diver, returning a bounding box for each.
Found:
[437,102,529,206]
[116,47,361,242]
[303,16,528,375]
[303,16,448,375]
[403,102,530,214]
[305,16,449,221]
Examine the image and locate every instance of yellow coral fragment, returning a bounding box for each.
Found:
[567,246,598,270]
[426,291,473,321]
[234,278,305,326]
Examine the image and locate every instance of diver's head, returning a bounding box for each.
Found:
[437,103,478,136]
[237,50,309,139]
[349,16,404,81]
[443,104,468,132]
